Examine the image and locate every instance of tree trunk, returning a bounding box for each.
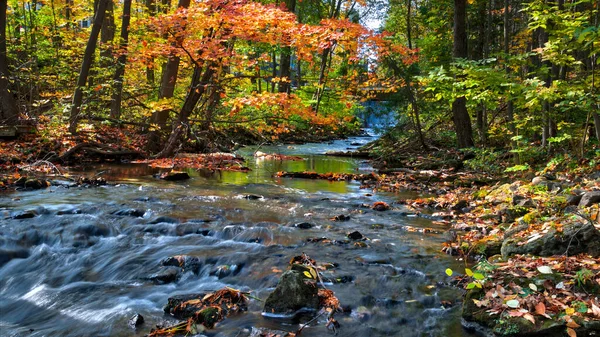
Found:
[313,48,330,114]
[452,0,474,148]
[100,0,115,68]
[278,0,296,94]
[504,0,515,140]
[156,63,216,158]
[1,0,19,125]
[69,0,109,134]
[145,0,156,84]
[109,0,132,119]
[148,0,190,151]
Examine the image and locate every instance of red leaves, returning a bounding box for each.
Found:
[135,153,248,171]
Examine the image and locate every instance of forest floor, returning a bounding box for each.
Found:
[1,124,599,336]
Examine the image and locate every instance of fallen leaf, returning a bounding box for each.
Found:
[506,299,520,308]
[523,313,535,324]
[592,302,600,318]
[566,319,580,329]
[567,327,577,337]
[566,307,575,315]
[529,283,538,291]
[537,265,553,274]
[534,302,545,314]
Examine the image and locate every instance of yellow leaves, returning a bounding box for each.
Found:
[565,307,575,315]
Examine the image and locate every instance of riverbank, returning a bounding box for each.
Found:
[356,139,600,336]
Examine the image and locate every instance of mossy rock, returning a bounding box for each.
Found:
[472,238,503,257]
[501,223,600,259]
[263,270,319,315]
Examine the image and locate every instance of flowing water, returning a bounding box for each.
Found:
[0,132,475,337]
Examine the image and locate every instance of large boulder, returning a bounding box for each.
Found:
[263,270,319,315]
[501,222,600,259]
[579,191,600,207]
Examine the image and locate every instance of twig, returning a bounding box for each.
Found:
[296,310,327,335]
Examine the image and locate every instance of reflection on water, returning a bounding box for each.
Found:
[0,132,474,337]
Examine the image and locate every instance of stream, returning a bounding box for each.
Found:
[0,132,475,337]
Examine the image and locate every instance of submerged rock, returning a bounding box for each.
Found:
[0,248,30,267]
[112,209,145,217]
[11,210,37,219]
[263,270,319,315]
[210,264,243,279]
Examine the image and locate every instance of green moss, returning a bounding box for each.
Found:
[522,211,539,224]
[473,188,489,200]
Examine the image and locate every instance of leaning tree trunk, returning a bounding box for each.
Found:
[0,0,19,125]
[109,0,131,118]
[69,0,109,134]
[451,0,474,148]
[156,63,216,158]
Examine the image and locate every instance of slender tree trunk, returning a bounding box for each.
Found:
[110,0,132,119]
[504,0,515,139]
[271,51,277,93]
[278,0,296,94]
[313,48,330,114]
[145,0,156,84]
[452,0,474,148]
[1,0,19,125]
[100,0,115,68]
[69,0,109,134]
[406,0,412,49]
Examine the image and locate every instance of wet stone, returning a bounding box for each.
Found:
[24,178,50,190]
[347,231,364,241]
[164,293,207,317]
[148,266,181,284]
[128,313,144,328]
[161,255,202,274]
[56,208,82,215]
[243,194,263,200]
[149,216,179,224]
[12,210,37,219]
[263,270,319,315]
[294,222,314,229]
[210,264,243,279]
[157,171,190,181]
[332,214,350,221]
[112,209,145,217]
[0,248,30,267]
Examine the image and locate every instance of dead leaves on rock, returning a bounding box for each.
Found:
[135,153,249,172]
[467,254,600,333]
[148,287,249,336]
